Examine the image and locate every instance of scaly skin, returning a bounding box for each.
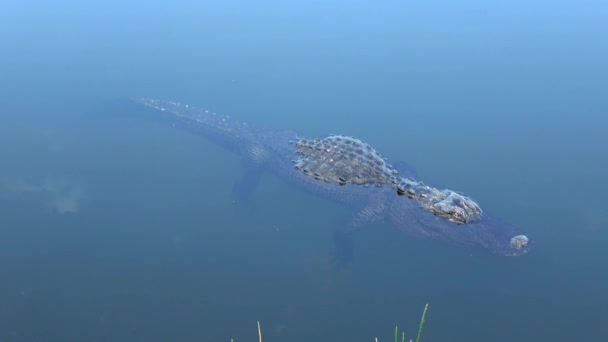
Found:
[129,98,533,264]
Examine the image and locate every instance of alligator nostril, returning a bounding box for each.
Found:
[510,235,529,249]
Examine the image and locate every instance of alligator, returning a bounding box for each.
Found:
[123,98,532,266]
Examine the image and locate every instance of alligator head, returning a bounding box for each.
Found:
[404,200,533,256]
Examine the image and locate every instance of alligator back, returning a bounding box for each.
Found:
[133,98,390,209]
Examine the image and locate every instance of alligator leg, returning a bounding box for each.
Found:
[231,160,264,205]
[331,197,388,269]
[331,222,356,270]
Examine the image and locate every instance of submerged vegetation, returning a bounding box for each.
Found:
[229,304,429,342]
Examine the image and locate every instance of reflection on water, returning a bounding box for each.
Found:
[1,176,85,214]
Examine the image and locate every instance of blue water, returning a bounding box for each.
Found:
[1,0,607,341]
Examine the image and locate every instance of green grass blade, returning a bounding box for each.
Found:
[415,304,429,342]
